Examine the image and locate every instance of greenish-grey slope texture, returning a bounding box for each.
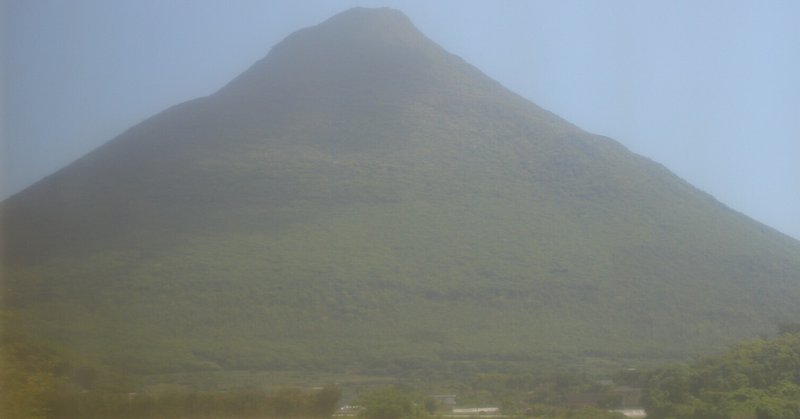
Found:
[3,7,799,376]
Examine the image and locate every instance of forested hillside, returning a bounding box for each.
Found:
[2,7,800,390]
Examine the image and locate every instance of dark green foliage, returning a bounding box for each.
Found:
[357,386,429,419]
[778,323,800,336]
[642,334,800,418]
[0,339,59,418]
[45,386,341,419]
[453,371,632,414]
[524,404,626,418]
[311,385,343,417]
[2,7,800,385]
[0,325,138,419]
[0,322,342,418]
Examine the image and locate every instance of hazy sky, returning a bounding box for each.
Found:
[4,1,799,240]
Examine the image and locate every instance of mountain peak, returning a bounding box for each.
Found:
[217,7,445,99]
[6,7,800,381]
[322,7,413,28]
[293,7,420,46]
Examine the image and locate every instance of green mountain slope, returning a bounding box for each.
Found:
[3,7,800,377]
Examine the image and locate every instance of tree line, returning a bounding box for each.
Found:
[642,330,800,419]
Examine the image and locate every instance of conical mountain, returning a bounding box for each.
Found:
[3,7,800,377]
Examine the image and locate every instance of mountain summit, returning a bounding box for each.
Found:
[3,8,800,378]
[221,7,444,96]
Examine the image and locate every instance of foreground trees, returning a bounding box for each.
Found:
[642,333,800,419]
[356,386,433,419]
[0,338,60,419]
[43,385,341,419]
[5,309,799,419]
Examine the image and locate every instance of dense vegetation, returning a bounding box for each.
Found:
[3,328,629,419]
[44,386,341,419]
[7,327,800,418]
[642,331,800,418]
[3,6,800,392]
[0,332,341,419]
[353,385,627,419]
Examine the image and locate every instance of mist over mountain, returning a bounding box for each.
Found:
[3,7,800,378]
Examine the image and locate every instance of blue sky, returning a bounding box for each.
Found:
[3,0,799,240]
